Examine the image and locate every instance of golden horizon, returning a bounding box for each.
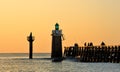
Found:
[0,0,120,53]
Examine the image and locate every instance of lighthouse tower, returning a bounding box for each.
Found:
[27,32,35,59]
[51,23,63,58]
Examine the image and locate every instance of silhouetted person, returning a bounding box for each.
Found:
[88,43,90,46]
[101,41,105,46]
[84,42,87,46]
[73,43,79,56]
[89,42,93,46]
[74,43,78,47]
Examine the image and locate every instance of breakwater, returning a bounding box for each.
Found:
[64,44,120,63]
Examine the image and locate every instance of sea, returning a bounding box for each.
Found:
[0,53,119,72]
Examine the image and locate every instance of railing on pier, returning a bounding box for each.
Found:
[64,45,120,63]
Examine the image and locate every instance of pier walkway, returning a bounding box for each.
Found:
[64,44,120,63]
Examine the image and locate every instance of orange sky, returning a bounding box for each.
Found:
[0,0,120,53]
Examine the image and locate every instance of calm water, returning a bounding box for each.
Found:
[0,53,119,72]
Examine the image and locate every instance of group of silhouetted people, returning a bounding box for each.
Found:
[64,42,120,63]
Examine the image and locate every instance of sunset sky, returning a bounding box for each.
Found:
[0,0,120,53]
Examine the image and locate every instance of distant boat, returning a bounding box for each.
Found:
[52,58,63,62]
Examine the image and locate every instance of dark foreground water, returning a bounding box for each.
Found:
[0,53,119,72]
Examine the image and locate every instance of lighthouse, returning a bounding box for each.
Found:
[27,32,35,59]
[51,23,63,59]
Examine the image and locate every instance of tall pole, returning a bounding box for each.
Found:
[27,32,35,59]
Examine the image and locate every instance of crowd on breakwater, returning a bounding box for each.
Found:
[64,42,120,63]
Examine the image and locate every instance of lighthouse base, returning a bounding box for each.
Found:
[51,36,62,58]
